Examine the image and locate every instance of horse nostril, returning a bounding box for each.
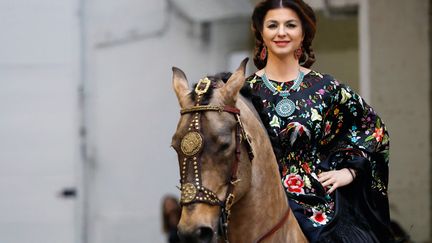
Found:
[196,227,214,243]
[178,226,214,243]
[178,231,196,243]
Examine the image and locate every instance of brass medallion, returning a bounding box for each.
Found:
[181,132,203,156]
[181,183,197,204]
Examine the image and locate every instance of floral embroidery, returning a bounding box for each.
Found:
[340,88,351,103]
[270,115,280,128]
[280,122,311,146]
[302,162,311,174]
[310,209,330,226]
[366,119,384,143]
[311,108,322,121]
[283,174,305,194]
[324,121,331,136]
[372,127,384,142]
[303,174,312,188]
[247,77,257,87]
[334,108,339,116]
[247,71,390,231]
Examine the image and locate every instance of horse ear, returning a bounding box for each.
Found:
[222,58,249,103]
[172,67,191,108]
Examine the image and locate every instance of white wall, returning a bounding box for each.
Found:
[82,0,252,242]
[0,0,80,242]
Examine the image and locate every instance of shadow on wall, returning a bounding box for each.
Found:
[390,220,412,243]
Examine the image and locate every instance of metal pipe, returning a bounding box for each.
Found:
[78,0,89,241]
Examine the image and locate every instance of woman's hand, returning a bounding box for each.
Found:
[318,168,356,194]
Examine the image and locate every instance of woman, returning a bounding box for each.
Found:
[247,0,395,242]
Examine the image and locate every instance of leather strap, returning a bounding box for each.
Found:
[255,207,291,243]
[180,105,240,115]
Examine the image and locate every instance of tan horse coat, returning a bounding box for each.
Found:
[172,59,307,243]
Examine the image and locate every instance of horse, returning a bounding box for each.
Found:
[170,58,307,243]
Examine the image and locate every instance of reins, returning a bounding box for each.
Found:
[255,207,291,243]
[178,77,291,242]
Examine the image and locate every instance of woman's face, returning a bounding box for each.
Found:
[262,8,304,59]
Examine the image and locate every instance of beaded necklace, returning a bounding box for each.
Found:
[261,70,304,117]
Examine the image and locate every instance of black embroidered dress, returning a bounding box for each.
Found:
[246,71,393,242]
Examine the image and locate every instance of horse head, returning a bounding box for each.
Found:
[171,59,253,243]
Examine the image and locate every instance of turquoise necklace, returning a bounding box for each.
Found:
[261,70,304,117]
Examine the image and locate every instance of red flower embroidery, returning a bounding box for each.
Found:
[311,209,328,225]
[324,121,331,135]
[284,174,305,194]
[282,166,288,177]
[302,163,311,174]
[373,127,384,142]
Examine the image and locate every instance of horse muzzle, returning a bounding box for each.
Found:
[177,203,220,243]
[178,226,216,243]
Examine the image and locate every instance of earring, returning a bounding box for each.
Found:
[260,46,267,60]
[294,47,303,60]
[300,51,309,66]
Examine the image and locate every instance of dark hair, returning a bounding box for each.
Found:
[251,0,317,69]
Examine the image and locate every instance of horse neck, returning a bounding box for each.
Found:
[227,98,297,242]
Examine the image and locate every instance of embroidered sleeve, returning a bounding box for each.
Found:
[316,81,393,240]
[318,82,390,195]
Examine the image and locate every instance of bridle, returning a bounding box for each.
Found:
[177,77,290,243]
[177,77,253,241]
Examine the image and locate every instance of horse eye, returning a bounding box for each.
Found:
[220,143,230,151]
